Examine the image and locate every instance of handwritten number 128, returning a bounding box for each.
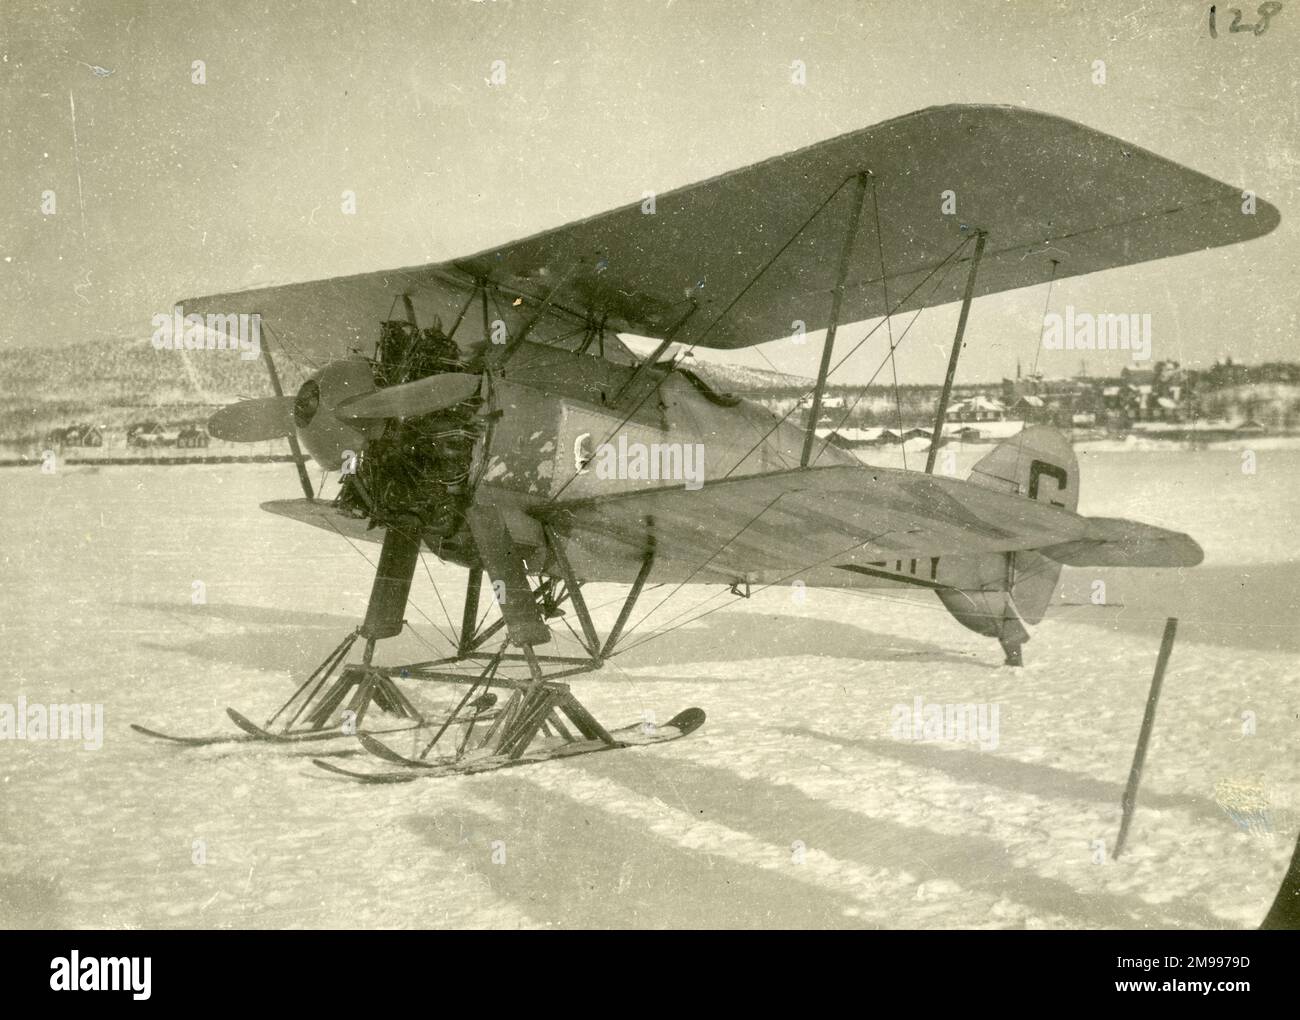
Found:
[1210,3,1283,36]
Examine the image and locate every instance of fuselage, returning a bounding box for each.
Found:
[477,340,856,505]
[463,342,1069,621]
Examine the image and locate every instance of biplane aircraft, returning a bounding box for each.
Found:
[133,104,1278,782]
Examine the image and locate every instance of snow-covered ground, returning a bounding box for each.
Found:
[0,449,1296,929]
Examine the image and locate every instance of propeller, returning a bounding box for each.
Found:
[210,325,487,730]
[289,358,382,469]
[207,395,294,442]
[335,372,482,421]
[208,358,481,469]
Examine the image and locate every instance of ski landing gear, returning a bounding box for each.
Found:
[135,511,705,778]
[131,520,433,746]
[311,512,704,782]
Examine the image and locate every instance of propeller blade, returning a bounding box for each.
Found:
[335,373,481,421]
[208,396,295,442]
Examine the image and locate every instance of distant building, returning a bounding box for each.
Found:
[944,395,1006,423]
[127,421,179,447]
[177,426,210,449]
[797,393,846,409]
[875,427,932,445]
[50,423,104,447]
[1011,394,1049,423]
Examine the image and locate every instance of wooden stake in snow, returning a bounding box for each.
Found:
[1113,617,1178,861]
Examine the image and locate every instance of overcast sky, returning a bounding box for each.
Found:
[3,0,1296,383]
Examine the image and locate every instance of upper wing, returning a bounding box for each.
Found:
[179,104,1278,359]
[533,464,1095,585]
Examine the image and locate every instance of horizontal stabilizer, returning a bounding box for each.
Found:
[1039,517,1203,567]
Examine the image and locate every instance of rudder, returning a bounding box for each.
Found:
[934,427,1077,664]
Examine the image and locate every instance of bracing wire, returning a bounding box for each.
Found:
[810,233,973,466]
[547,174,860,504]
[720,235,974,481]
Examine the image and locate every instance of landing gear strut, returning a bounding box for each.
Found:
[308,524,703,782]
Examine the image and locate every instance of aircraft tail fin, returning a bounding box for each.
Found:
[933,427,1077,658]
